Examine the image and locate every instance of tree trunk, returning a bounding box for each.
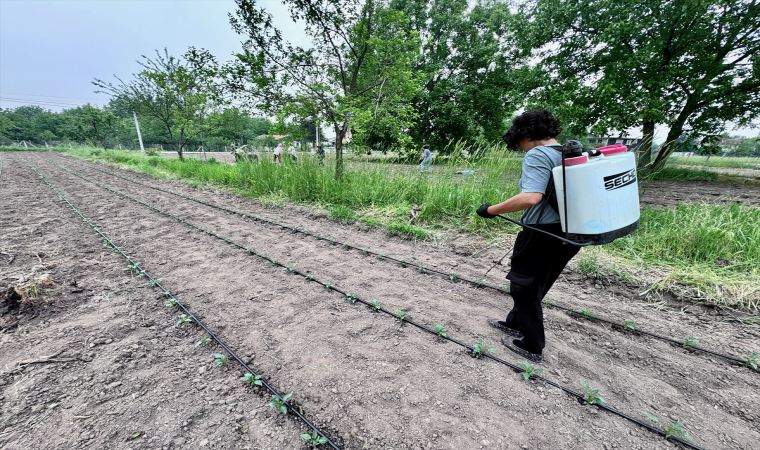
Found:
[334,120,348,180]
[636,120,655,173]
[178,130,184,161]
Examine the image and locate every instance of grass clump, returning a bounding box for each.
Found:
[328,205,358,224]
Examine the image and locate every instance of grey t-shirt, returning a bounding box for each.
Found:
[519,145,562,225]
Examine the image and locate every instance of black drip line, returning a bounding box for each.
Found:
[44,156,708,450]
[20,157,341,450]
[76,159,755,369]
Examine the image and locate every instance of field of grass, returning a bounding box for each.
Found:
[9,145,758,311]
[668,154,760,170]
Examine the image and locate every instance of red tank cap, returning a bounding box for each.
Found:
[563,155,588,166]
[597,144,628,156]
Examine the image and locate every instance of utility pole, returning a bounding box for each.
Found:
[133,111,145,152]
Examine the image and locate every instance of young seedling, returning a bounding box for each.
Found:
[399,259,408,267]
[370,299,381,311]
[419,265,427,273]
[575,309,593,319]
[123,262,141,274]
[342,242,351,249]
[246,247,253,254]
[362,248,368,255]
[472,339,496,358]
[473,278,485,287]
[195,337,211,347]
[324,282,334,290]
[176,314,193,328]
[499,283,510,291]
[143,278,163,287]
[433,324,448,338]
[744,353,758,370]
[283,263,297,272]
[269,392,292,414]
[642,412,692,441]
[517,361,543,380]
[623,319,641,331]
[378,253,386,258]
[396,310,408,323]
[301,429,328,447]
[213,353,227,367]
[305,274,314,281]
[241,373,263,387]
[164,298,178,308]
[163,290,172,298]
[449,272,458,281]
[682,335,699,349]
[579,380,606,406]
[346,292,358,304]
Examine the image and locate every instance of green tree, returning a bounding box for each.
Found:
[94,48,229,159]
[515,0,760,175]
[390,0,516,151]
[69,104,119,150]
[227,0,421,179]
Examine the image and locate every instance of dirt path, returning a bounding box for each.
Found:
[1,152,758,449]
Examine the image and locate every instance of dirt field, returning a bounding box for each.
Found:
[1,152,759,450]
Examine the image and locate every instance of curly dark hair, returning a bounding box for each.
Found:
[502,109,562,150]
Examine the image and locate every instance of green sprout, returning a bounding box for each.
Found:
[163,290,172,298]
[580,380,606,406]
[246,247,253,254]
[284,263,297,272]
[623,319,641,331]
[342,242,351,249]
[419,265,427,273]
[433,324,448,338]
[642,412,692,441]
[396,310,408,323]
[195,337,211,347]
[472,339,496,358]
[324,282,334,289]
[241,373,263,387]
[744,353,758,370]
[346,292,358,304]
[213,353,227,367]
[176,314,193,328]
[473,278,485,287]
[399,259,408,267]
[449,272,458,281]
[122,262,141,274]
[269,392,292,414]
[370,299,381,311]
[378,253,386,258]
[683,335,699,349]
[301,429,328,447]
[575,309,593,319]
[164,298,178,308]
[499,283,510,291]
[305,274,314,281]
[143,278,163,287]
[517,361,543,380]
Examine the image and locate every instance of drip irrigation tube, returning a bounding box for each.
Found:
[43,157,707,450]
[20,157,341,450]
[72,159,756,370]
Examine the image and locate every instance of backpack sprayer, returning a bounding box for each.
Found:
[496,140,640,246]
[484,140,640,274]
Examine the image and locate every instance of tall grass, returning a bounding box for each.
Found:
[610,204,760,274]
[70,144,525,231]
[668,154,760,170]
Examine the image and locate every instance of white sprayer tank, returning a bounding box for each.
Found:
[552,144,640,245]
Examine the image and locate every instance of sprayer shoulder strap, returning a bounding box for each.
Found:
[544,145,563,216]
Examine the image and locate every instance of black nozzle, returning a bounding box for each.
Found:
[562,140,584,158]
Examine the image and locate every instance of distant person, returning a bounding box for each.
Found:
[317,144,325,166]
[273,143,283,163]
[419,145,432,173]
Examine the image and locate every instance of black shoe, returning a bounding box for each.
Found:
[502,337,543,363]
[487,317,523,339]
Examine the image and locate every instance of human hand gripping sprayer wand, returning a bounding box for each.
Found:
[483,140,641,274]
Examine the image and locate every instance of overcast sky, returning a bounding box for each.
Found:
[0,0,308,109]
[1,0,757,141]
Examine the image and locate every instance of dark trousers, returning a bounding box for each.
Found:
[504,223,580,354]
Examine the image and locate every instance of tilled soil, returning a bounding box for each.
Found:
[1,152,759,450]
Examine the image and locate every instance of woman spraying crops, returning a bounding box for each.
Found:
[476,109,581,363]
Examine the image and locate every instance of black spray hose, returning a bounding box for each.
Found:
[40,157,709,449]
[494,214,589,247]
[59,157,756,369]
[20,157,341,450]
